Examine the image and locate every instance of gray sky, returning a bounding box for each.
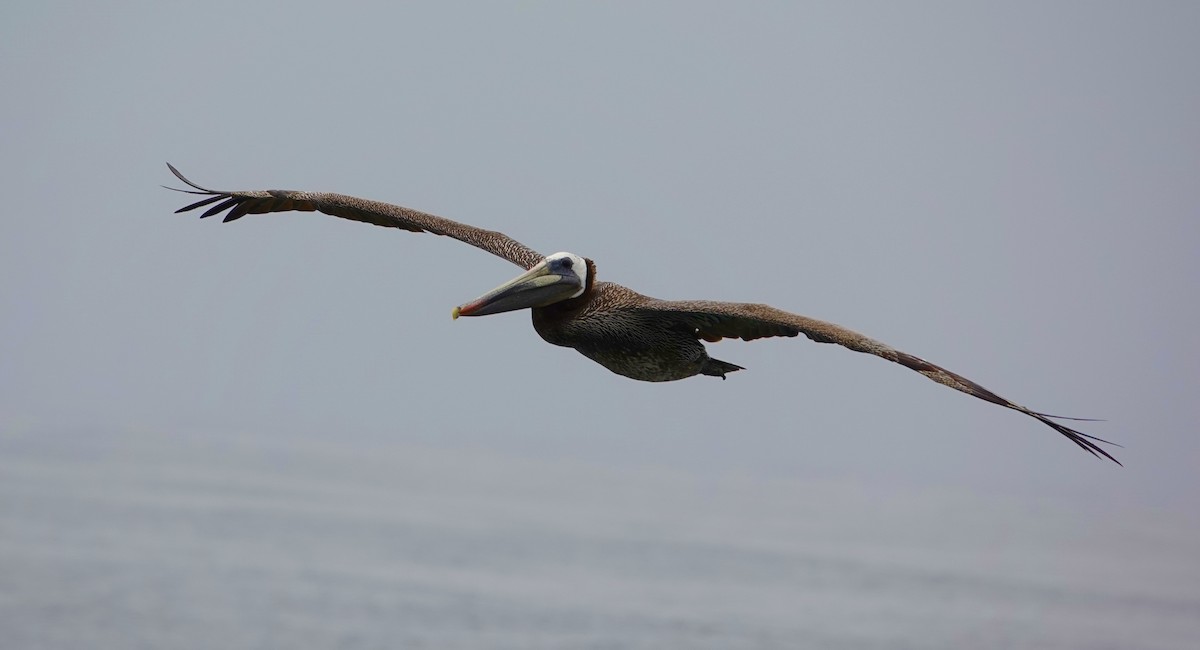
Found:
[2,2,1197,509]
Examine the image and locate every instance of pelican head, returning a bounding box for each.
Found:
[452,252,589,318]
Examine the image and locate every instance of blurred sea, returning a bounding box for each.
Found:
[1,428,1196,650]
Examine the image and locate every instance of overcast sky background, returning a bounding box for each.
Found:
[2,2,1197,514]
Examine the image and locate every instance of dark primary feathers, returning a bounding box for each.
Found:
[166,163,1120,465]
[166,163,544,269]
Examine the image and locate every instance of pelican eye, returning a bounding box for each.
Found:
[559,257,573,270]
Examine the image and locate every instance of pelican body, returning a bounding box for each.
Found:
[165,164,1120,464]
[532,280,747,382]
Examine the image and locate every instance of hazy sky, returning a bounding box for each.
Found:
[2,2,1197,510]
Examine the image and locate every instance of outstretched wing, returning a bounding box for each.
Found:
[639,299,1121,464]
[165,163,545,269]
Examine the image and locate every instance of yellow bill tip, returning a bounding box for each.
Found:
[451,306,461,320]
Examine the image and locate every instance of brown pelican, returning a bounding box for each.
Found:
[165,163,1120,464]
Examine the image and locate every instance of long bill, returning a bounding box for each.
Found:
[451,260,583,318]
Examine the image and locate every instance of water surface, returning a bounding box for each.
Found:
[1,429,1195,649]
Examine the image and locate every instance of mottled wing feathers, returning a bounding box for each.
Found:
[166,164,545,269]
[641,299,1121,464]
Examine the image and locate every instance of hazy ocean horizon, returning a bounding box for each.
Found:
[2,427,1196,649]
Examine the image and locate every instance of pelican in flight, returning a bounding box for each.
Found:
[165,163,1119,464]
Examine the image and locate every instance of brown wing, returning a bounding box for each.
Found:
[640,299,1121,465]
[165,163,545,269]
